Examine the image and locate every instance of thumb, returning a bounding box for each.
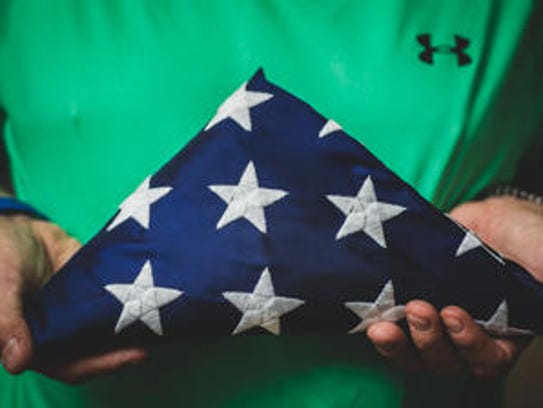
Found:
[0,220,80,374]
[0,295,33,374]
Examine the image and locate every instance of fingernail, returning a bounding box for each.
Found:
[408,315,431,331]
[444,317,464,334]
[2,338,19,371]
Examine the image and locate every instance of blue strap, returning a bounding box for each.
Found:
[0,197,48,220]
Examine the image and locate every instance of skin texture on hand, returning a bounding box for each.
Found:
[368,196,541,379]
[0,214,147,384]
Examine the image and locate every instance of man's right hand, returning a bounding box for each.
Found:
[0,214,147,384]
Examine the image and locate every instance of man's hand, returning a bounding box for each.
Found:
[367,196,542,378]
[0,214,147,384]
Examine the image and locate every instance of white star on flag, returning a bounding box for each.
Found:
[105,260,183,335]
[208,161,287,233]
[106,177,172,231]
[345,280,406,333]
[447,215,504,264]
[455,231,505,264]
[327,176,406,247]
[222,268,305,335]
[205,82,273,131]
[318,119,342,138]
[475,300,533,336]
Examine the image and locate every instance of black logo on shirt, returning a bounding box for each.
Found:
[417,34,472,66]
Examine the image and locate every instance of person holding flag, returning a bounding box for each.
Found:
[0,1,542,407]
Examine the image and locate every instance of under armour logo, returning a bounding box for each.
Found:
[417,34,472,66]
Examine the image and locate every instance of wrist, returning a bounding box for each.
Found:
[0,197,48,220]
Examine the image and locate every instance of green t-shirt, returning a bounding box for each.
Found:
[0,1,541,407]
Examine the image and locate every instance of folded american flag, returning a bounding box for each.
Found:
[26,70,542,362]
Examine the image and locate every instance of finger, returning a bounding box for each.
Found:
[406,300,463,374]
[367,321,422,372]
[441,306,517,379]
[0,269,33,374]
[37,348,147,384]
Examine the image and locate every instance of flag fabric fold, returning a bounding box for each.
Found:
[26,70,542,362]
